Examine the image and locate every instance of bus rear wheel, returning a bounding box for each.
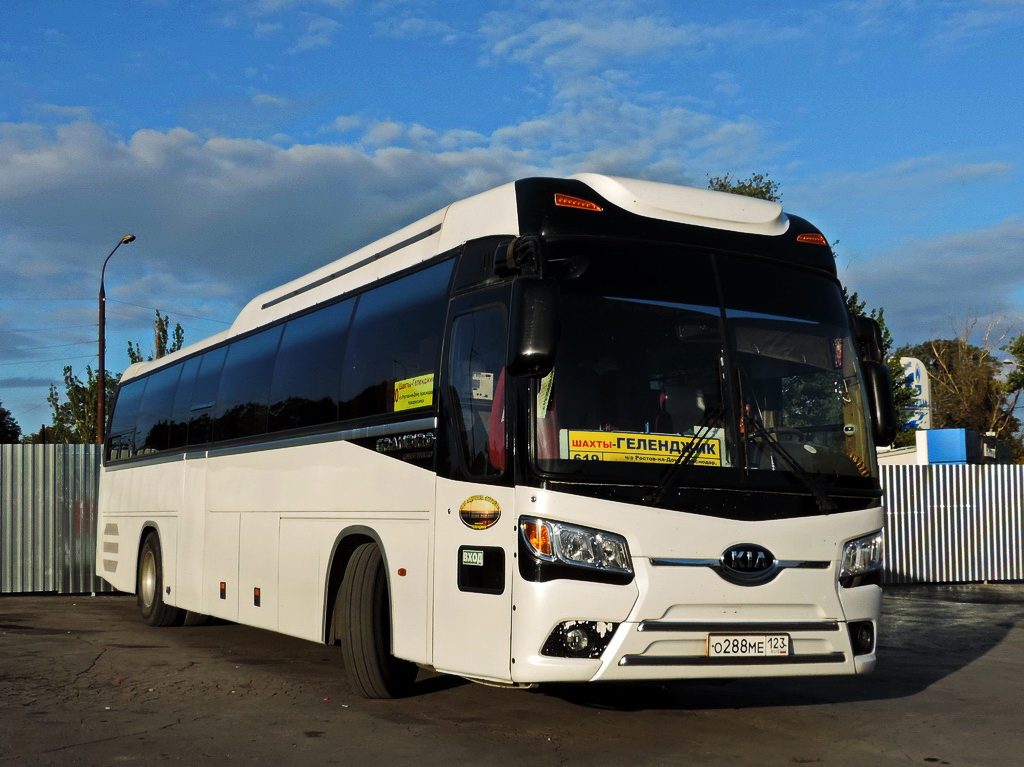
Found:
[137,532,183,627]
[338,542,417,699]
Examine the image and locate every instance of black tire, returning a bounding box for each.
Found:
[338,542,417,699]
[137,532,184,627]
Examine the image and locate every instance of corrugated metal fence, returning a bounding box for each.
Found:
[882,464,1024,584]
[1,444,113,594]
[1,446,1022,593]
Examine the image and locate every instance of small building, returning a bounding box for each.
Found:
[877,428,1013,465]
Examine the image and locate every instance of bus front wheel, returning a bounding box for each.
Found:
[137,532,183,627]
[338,542,417,699]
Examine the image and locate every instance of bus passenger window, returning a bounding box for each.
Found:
[268,299,353,432]
[449,307,507,476]
[135,364,182,454]
[167,356,200,450]
[106,378,147,461]
[340,261,453,421]
[186,346,226,446]
[213,326,282,442]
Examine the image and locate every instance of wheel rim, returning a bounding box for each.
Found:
[140,549,157,609]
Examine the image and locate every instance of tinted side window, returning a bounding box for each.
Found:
[168,356,200,450]
[269,299,354,432]
[214,327,283,442]
[136,364,182,454]
[187,347,227,446]
[340,261,453,420]
[449,307,508,476]
[107,378,147,461]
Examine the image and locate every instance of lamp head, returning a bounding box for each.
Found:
[121,234,136,244]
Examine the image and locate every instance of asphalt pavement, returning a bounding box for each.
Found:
[1,584,1022,766]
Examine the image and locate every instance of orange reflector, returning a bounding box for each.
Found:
[397,568,407,577]
[523,521,553,556]
[797,233,829,246]
[554,193,603,212]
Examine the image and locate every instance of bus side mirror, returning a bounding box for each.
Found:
[508,277,560,378]
[852,314,884,363]
[864,361,898,446]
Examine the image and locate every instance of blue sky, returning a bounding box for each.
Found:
[1,0,1022,434]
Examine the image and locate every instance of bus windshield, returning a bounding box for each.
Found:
[532,243,876,492]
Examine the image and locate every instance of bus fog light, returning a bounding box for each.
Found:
[848,620,875,656]
[565,628,590,653]
[541,620,618,659]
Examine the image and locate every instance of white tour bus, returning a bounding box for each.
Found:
[97,174,897,698]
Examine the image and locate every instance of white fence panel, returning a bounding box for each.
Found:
[882,464,1024,584]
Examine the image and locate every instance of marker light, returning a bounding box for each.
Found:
[796,232,829,245]
[554,193,603,212]
[522,519,553,557]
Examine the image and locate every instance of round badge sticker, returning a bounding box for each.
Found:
[459,495,501,530]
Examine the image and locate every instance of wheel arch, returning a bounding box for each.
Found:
[322,525,390,645]
[133,521,166,594]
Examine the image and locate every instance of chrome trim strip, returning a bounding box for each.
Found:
[104,451,185,472]
[618,652,845,667]
[207,417,437,459]
[650,558,831,570]
[637,620,840,633]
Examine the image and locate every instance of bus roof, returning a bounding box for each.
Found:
[120,174,804,381]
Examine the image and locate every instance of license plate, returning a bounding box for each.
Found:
[706,634,790,657]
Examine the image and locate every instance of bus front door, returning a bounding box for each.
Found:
[432,302,514,682]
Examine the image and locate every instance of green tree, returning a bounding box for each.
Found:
[128,310,185,363]
[895,337,1023,461]
[707,172,781,202]
[1003,333,1024,425]
[0,400,21,443]
[43,313,188,444]
[44,365,119,443]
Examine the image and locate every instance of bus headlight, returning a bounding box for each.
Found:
[520,517,633,584]
[839,531,883,588]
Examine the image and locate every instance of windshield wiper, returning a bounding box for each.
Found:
[744,414,837,513]
[643,404,726,506]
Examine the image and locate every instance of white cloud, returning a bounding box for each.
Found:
[251,93,289,107]
[488,15,696,72]
[288,14,341,52]
[933,0,1024,42]
[238,0,352,14]
[845,216,1024,344]
[253,22,283,38]
[375,14,457,43]
[0,120,538,312]
[812,155,1013,199]
[711,72,741,99]
[29,103,93,121]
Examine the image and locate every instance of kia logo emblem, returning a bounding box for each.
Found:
[719,544,778,585]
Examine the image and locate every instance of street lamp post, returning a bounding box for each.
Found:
[97,234,136,445]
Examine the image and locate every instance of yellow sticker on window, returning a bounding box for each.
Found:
[394,373,434,411]
[561,429,723,466]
